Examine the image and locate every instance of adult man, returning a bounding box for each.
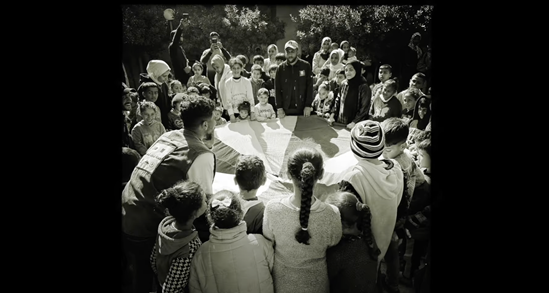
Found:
[395,72,429,106]
[200,32,232,84]
[169,18,192,85]
[121,95,216,293]
[274,40,314,118]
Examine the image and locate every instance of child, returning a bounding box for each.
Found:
[330,42,339,52]
[167,93,185,130]
[263,44,279,76]
[122,88,135,148]
[170,79,186,98]
[405,138,432,287]
[346,47,358,63]
[397,72,427,106]
[340,40,350,63]
[249,64,265,104]
[188,190,275,293]
[261,64,279,114]
[329,68,346,99]
[368,79,402,123]
[234,155,268,234]
[337,120,404,265]
[131,101,166,156]
[213,106,227,126]
[312,83,334,118]
[321,49,344,80]
[187,62,211,89]
[263,147,342,293]
[186,86,200,97]
[409,96,431,130]
[224,58,256,122]
[275,52,286,65]
[151,180,207,293]
[136,82,162,124]
[237,54,251,78]
[326,191,380,293]
[236,101,252,122]
[371,64,393,101]
[252,55,270,82]
[401,88,421,120]
[313,67,330,95]
[254,88,276,122]
[198,83,213,101]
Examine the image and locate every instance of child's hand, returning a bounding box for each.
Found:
[271,114,276,119]
[327,116,335,126]
[230,115,236,123]
[346,122,356,130]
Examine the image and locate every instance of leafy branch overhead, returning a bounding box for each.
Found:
[292,5,433,63]
[122,5,285,60]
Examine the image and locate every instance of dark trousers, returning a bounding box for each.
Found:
[384,236,401,288]
[122,233,156,293]
[207,69,216,85]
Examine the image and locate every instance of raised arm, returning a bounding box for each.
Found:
[200,48,213,64]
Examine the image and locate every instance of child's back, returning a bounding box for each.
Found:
[235,155,268,234]
[189,191,274,293]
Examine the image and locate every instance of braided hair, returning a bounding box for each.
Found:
[287,148,324,245]
[326,191,380,260]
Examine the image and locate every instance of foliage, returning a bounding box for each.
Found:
[122,5,285,62]
[291,5,433,65]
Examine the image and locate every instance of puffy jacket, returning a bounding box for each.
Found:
[189,221,274,293]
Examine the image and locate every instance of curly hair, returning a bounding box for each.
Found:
[207,190,243,229]
[138,100,157,113]
[235,155,266,192]
[155,180,205,224]
[180,95,214,129]
[287,147,324,245]
[326,191,380,260]
[238,101,251,112]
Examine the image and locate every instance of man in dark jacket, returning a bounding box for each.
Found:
[274,40,314,117]
[169,18,192,85]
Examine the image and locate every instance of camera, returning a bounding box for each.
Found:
[182,13,189,20]
[211,37,218,43]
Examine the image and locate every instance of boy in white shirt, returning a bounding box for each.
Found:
[254,88,276,121]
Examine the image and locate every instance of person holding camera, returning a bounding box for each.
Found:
[200,32,232,85]
[169,16,193,86]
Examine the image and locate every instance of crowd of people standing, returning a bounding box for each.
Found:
[122,16,433,293]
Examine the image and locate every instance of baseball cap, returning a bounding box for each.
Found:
[285,40,299,50]
[210,32,219,38]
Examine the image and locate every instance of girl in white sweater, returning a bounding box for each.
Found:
[263,147,342,293]
[224,58,256,123]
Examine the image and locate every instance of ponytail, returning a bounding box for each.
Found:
[356,201,380,260]
[295,162,315,245]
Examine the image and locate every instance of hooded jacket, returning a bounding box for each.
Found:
[188,221,274,293]
[274,58,313,114]
[340,157,404,261]
[212,55,233,110]
[151,216,202,291]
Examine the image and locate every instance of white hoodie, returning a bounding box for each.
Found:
[213,55,233,109]
[341,156,404,261]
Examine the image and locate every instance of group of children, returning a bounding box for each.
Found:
[122,116,433,293]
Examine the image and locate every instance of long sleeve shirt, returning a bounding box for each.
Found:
[200,47,232,73]
[274,59,314,114]
[224,77,256,116]
[131,120,166,156]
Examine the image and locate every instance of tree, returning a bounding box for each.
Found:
[122,5,285,63]
[291,5,433,72]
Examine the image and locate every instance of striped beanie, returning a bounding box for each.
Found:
[350,120,385,159]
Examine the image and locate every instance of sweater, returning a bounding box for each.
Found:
[263,197,342,293]
[254,103,276,120]
[135,103,162,124]
[131,120,166,156]
[213,63,233,110]
[340,157,404,261]
[327,237,378,293]
[167,110,184,130]
[224,77,256,116]
[188,222,274,293]
[151,216,202,293]
[368,94,402,123]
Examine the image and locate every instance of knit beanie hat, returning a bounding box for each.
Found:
[146,60,171,81]
[350,120,385,159]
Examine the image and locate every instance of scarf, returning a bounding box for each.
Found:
[338,60,367,124]
[408,32,423,59]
